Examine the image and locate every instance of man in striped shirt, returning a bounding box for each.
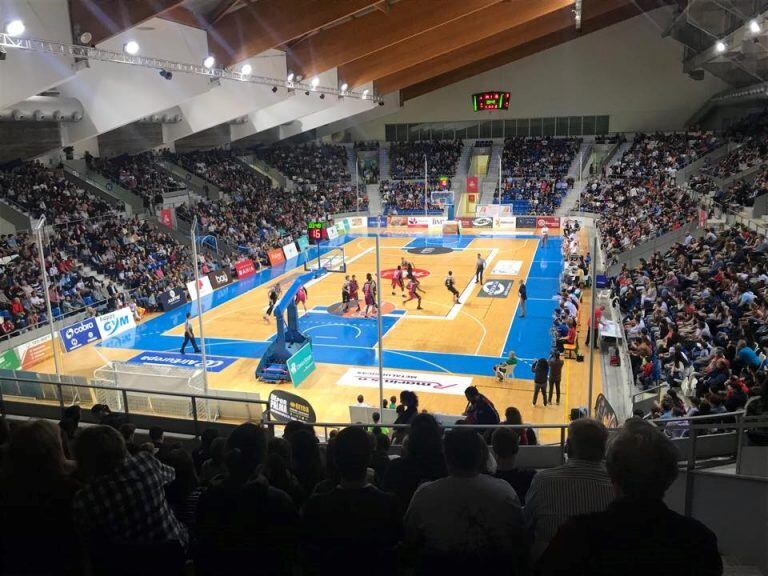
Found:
[523,418,614,560]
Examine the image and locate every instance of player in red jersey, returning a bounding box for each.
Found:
[404,277,423,310]
[348,275,362,313]
[363,273,378,318]
[295,285,308,313]
[391,265,405,297]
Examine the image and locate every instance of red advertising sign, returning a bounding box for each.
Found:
[458,217,475,228]
[234,258,257,278]
[535,216,561,228]
[466,176,478,194]
[267,248,286,266]
[698,208,708,228]
[381,268,430,279]
[159,208,174,228]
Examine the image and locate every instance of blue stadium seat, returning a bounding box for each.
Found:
[83,296,94,306]
[51,306,62,319]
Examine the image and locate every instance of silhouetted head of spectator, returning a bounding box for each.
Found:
[225,422,266,481]
[399,390,418,410]
[566,418,608,461]
[8,420,70,491]
[58,417,78,440]
[149,426,165,444]
[63,404,81,425]
[334,427,371,484]
[464,386,480,402]
[444,428,484,476]
[119,422,136,444]
[491,427,520,465]
[607,418,678,500]
[375,432,390,454]
[165,447,199,501]
[405,413,443,462]
[504,406,523,425]
[90,404,111,420]
[200,428,219,450]
[74,425,127,480]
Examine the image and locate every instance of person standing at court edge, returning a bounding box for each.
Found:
[519,281,528,317]
[475,253,486,284]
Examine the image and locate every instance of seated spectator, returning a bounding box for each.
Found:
[537,419,722,576]
[404,428,527,575]
[524,418,614,559]
[502,137,580,179]
[492,427,537,504]
[164,448,202,532]
[504,406,538,445]
[302,427,401,576]
[389,140,463,180]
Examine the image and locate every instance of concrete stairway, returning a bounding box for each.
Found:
[63,159,143,214]
[0,197,32,231]
[366,183,382,214]
[604,141,632,175]
[379,143,390,180]
[345,144,356,179]
[454,142,473,179]
[156,159,224,201]
[557,179,588,215]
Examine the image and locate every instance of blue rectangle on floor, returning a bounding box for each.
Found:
[127,351,237,373]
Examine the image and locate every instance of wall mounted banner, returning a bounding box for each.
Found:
[15,334,54,369]
[466,176,478,194]
[536,216,561,228]
[282,241,299,260]
[367,216,387,228]
[234,259,257,279]
[268,389,317,423]
[158,287,186,311]
[159,208,174,228]
[347,216,365,228]
[59,317,101,352]
[127,351,236,373]
[267,247,286,266]
[516,216,537,228]
[296,235,310,252]
[388,216,408,227]
[95,307,136,340]
[0,348,21,371]
[326,225,339,240]
[186,277,213,301]
[207,269,233,290]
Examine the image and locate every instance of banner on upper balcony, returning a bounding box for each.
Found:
[159,208,174,228]
[466,176,478,194]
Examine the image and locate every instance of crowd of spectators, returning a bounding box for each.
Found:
[90,152,185,207]
[0,406,724,576]
[613,225,768,435]
[612,131,719,179]
[165,149,261,195]
[502,137,580,179]
[359,158,379,184]
[380,180,443,214]
[700,110,768,180]
[493,178,571,214]
[258,143,350,184]
[389,140,463,180]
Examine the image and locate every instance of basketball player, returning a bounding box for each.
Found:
[541,223,549,247]
[262,283,281,322]
[349,274,362,313]
[341,275,351,312]
[295,285,308,313]
[363,273,378,318]
[404,277,423,309]
[445,270,460,304]
[391,265,405,297]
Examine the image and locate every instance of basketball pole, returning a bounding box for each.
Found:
[190,216,210,398]
[587,235,597,416]
[355,156,360,215]
[34,217,61,379]
[375,216,385,411]
[424,154,428,216]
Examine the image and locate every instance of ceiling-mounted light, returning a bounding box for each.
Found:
[272,86,278,93]
[123,40,139,55]
[241,63,252,76]
[362,89,369,100]
[319,93,325,99]
[750,19,761,34]
[203,55,215,69]
[715,40,726,53]
[340,82,348,93]
[295,74,303,82]
[310,76,320,89]
[287,72,295,83]
[5,19,25,37]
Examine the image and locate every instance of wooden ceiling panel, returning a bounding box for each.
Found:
[69,0,186,44]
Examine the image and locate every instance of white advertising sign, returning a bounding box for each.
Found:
[282,241,299,260]
[186,276,213,301]
[95,307,136,341]
[338,368,471,396]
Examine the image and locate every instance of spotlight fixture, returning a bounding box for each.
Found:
[240,63,252,76]
[340,82,348,93]
[295,74,303,82]
[159,69,173,80]
[5,19,25,37]
[750,19,761,34]
[203,55,215,69]
[79,32,92,44]
[123,41,139,55]
[287,72,295,83]
[715,40,726,53]
[362,89,369,100]
[304,90,310,96]
[0,47,6,61]
[310,76,320,89]
[271,86,278,93]
[319,93,325,99]
[379,100,384,106]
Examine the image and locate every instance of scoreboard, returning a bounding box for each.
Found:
[472,91,511,112]
[307,221,327,243]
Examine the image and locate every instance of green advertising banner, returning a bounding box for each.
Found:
[297,234,310,252]
[341,219,351,233]
[287,342,315,388]
[0,348,21,371]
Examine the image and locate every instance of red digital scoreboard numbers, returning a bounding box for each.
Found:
[307,221,327,243]
[472,91,511,112]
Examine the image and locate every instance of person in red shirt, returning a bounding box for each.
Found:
[10,298,24,317]
[585,304,605,348]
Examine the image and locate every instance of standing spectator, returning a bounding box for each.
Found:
[150,425,171,461]
[492,427,537,504]
[532,357,550,406]
[463,386,500,425]
[524,419,614,559]
[548,352,564,405]
[537,419,722,576]
[302,427,401,576]
[519,281,527,317]
[404,428,528,575]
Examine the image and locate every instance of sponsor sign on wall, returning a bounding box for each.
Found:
[158,287,186,311]
[476,205,512,217]
[15,334,54,369]
[516,216,537,228]
[458,217,474,228]
[207,269,233,290]
[186,277,214,301]
[477,279,514,298]
[234,259,257,279]
[267,247,286,266]
[287,343,315,388]
[59,317,101,352]
[338,368,471,396]
[388,216,407,227]
[536,216,561,228]
[326,225,339,240]
[347,216,365,228]
[268,389,317,423]
[496,216,517,228]
[407,216,447,228]
[95,307,136,340]
[466,176,478,194]
[0,348,21,371]
[472,216,494,228]
[296,235,310,252]
[367,215,387,228]
[159,208,174,228]
[127,351,236,373]
[491,260,523,276]
[282,241,299,260]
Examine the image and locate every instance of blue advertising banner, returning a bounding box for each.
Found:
[296,234,310,252]
[516,216,537,228]
[59,317,101,352]
[367,215,387,228]
[127,351,237,373]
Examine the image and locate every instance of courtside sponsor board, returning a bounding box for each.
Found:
[472,216,494,228]
[296,235,310,252]
[0,348,21,371]
[388,216,407,227]
[407,216,446,228]
[267,247,286,266]
[127,351,236,373]
[367,215,387,228]
[458,217,474,228]
[496,216,517,228]
[491,260,523,276]
[15,334,54,369]
[516,216,537,228]
[207,269,233,290]
[287,342,315,388]
[268,389,317,423]
[536,216,561,228]
[326,225,339,240]
[347,216,365,228]
[186,277,214,301]
[234,258,257,278]
[282,241,299,260]
[95,307,136,340]
[338,368,471,396]
[478,279,514,298]
[59,317,101,352]
[159,287,186,311]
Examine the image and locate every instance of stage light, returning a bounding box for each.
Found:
[304,90,310,96]
[203,55,215,69]
[340,82,348,92]
[715,40,726,53]
[271,86,278,93]
[123,41,139,55]
[5,20,25,37]
[310,76,320,88]
[159,69,172,80]
[241,63,252,76]
[750,19,761,33]
[287,72,294,82]
[362,89,369,100]
[295,74,303,82]
[319,93,325,99]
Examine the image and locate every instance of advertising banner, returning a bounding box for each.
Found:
[287,342,316,388]
[338,367,471,396]
[59,317,101,352]
[159,208,174,228]
[326,225,339,240]
[234,258,257,279]
[186,277,214,301]
[496,216,517,228]
[282,241,299,260]
[158,287,186,311]
[348,216,365,228]
[15,334,54,369]
[207,269,233,290]
[267,247,286,266]
[472,216,494,228]
[367,215,387,228]
[127,351,236,373]
[95,307,136,340]
[388,216,408,227]
[0,348,21,371]
[296,235,310,252]
[268,389,317,423]
[458,217,475,228]
[516,216,537,228]
[334,222,346,236]
[594,393,619,428]
[698,208,708,228]
[466,176,478,194]
[536,216,561,228]
[407,216,446,228]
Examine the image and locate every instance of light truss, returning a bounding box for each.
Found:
[0,33,383,103]
[574,0,582,30]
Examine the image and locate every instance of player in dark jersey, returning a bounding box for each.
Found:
[445,270,460,304]
[263,283,282,322]
[342,275,351,312]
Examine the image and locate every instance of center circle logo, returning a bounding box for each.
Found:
[483,281,505,295]
[381,268,430,279]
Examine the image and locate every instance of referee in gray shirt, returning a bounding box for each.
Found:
[524,418,614,560]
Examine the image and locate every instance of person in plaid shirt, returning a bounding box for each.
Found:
[72,425,189,549]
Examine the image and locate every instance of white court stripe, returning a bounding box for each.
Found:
[446,247,498,320]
